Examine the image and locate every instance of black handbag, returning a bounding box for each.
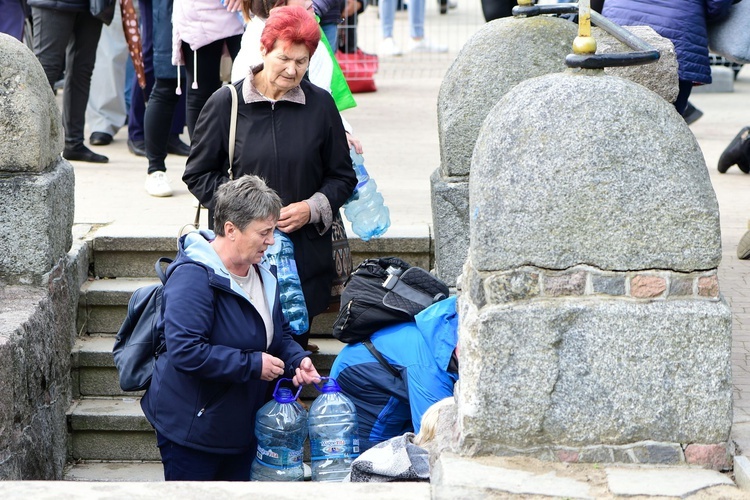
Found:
[90,0,117,25]
[332,257,449,344]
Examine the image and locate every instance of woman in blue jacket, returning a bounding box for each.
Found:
[141,175,321,481]
[602,0,734,115]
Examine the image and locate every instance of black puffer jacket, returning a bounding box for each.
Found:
[28,0,88,11]
[183,75,356,319]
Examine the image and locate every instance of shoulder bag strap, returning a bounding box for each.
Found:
[227,83,239,180]
[363,340,402,379]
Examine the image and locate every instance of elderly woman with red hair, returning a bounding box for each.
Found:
[183,5,357,352]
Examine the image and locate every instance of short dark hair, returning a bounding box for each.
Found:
[213,175,282,236]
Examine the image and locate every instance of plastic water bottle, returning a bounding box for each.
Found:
[264,230,309,335]
[250,379,307,481]
[343,149,391,242]
[308,377,360,482]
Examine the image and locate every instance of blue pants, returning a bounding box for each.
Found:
[157,432,254,481]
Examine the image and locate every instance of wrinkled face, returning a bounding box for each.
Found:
[261,41,310,93]
[229,215,277,266]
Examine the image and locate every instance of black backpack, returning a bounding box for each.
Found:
[332,257,450,345]
[112,257,172,391]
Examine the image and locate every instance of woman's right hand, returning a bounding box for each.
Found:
[261,353,285,381]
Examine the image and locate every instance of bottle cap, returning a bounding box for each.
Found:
[273,378,302,403]
[315,377,342,393]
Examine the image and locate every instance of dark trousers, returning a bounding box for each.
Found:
[144,77,182,173]
[156,432,254,481]
[181,36,241,137]
[32,7,103,147]
[128,0,186,142]
[675,79,693,116]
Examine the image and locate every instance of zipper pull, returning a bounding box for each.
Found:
[197,407,205,417]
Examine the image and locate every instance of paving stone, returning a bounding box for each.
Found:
[605,465,734,497]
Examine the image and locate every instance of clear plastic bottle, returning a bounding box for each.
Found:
[250,379,308,481]
[343,149,391,242]
[264,230,309,335]
[308,377,360,482]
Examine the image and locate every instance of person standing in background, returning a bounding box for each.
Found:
[86,0,129,147]
[379,0,447,56]
[30,0,108,163]
[601,0,734,117]
[313,0,344,48]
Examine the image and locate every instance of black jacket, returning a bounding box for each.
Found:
[28,0,88,11]
[183,77,356,318]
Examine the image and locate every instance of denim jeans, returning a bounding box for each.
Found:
[379,0,425,39]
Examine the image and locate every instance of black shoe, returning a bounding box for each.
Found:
[682,102,703,126]
[718,126,750,174]
[89,132,113,146]
[167,135,191,156]
[128,139,146,157]
[63,144,109,163]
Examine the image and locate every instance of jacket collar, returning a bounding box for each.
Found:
[242,63,306,105]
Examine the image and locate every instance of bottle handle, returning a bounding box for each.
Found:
[274,377,303,401]
[313,376,341,392]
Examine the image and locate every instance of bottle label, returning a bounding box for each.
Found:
[310,436,360,461]
[255,444,303,469]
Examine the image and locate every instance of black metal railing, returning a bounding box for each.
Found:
[512,3,660,69]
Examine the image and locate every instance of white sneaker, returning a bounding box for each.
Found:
[380,37,403,56]
[409,38,448,53]
[145,171,173,197]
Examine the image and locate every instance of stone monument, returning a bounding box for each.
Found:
[454,69,732,466]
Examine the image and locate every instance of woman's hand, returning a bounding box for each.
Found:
[277,202,311,233]
[346,132,363,154]
[293,357,321,386]
[223,0,242,12]
[261,353,285,381]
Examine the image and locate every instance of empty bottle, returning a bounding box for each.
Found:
[264,230,309,335]
[308,377,360,482]
[343,149,390,242]
[250,379,307,481]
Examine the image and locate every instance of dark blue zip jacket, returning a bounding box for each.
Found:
[140,230,310,454]
[330,297,459,452]
[602,0,733,84]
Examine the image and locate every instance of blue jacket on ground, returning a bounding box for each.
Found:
[140,230,309,455]
[602,0,733,84]
[329,296,459,452]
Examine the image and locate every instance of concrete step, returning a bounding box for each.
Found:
[79,277,342,336]
[67,398,159,461]
[64,461,164,482]
[91,225,432,278]
[72,336,344,399]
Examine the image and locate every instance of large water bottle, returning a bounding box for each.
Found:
[264,230,309,335]
[308,377,360,482]
[343,149,391,242]
[250,379,307,481]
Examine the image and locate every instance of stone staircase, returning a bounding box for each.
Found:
[64,225,432,481]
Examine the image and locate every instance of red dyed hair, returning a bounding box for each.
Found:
[261,5,320,58]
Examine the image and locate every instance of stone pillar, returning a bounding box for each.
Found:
[432,16,577,287]
[455,70,732,465]
[0,33,71,286]
[0,33,80,480]
[432,20,678,289]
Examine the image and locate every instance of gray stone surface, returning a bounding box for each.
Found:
[0,251,84,479]
[0,158,74,284]
[595,26,679,103]
[605,465,734,496]
[430,171,469,287]
[0,481,432,498]
[432,453,594,499]
[455,293,732,452]
[0,33,63,172]
[735,456,750,491]
[438,16,576,178]
[470,71,722,273]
